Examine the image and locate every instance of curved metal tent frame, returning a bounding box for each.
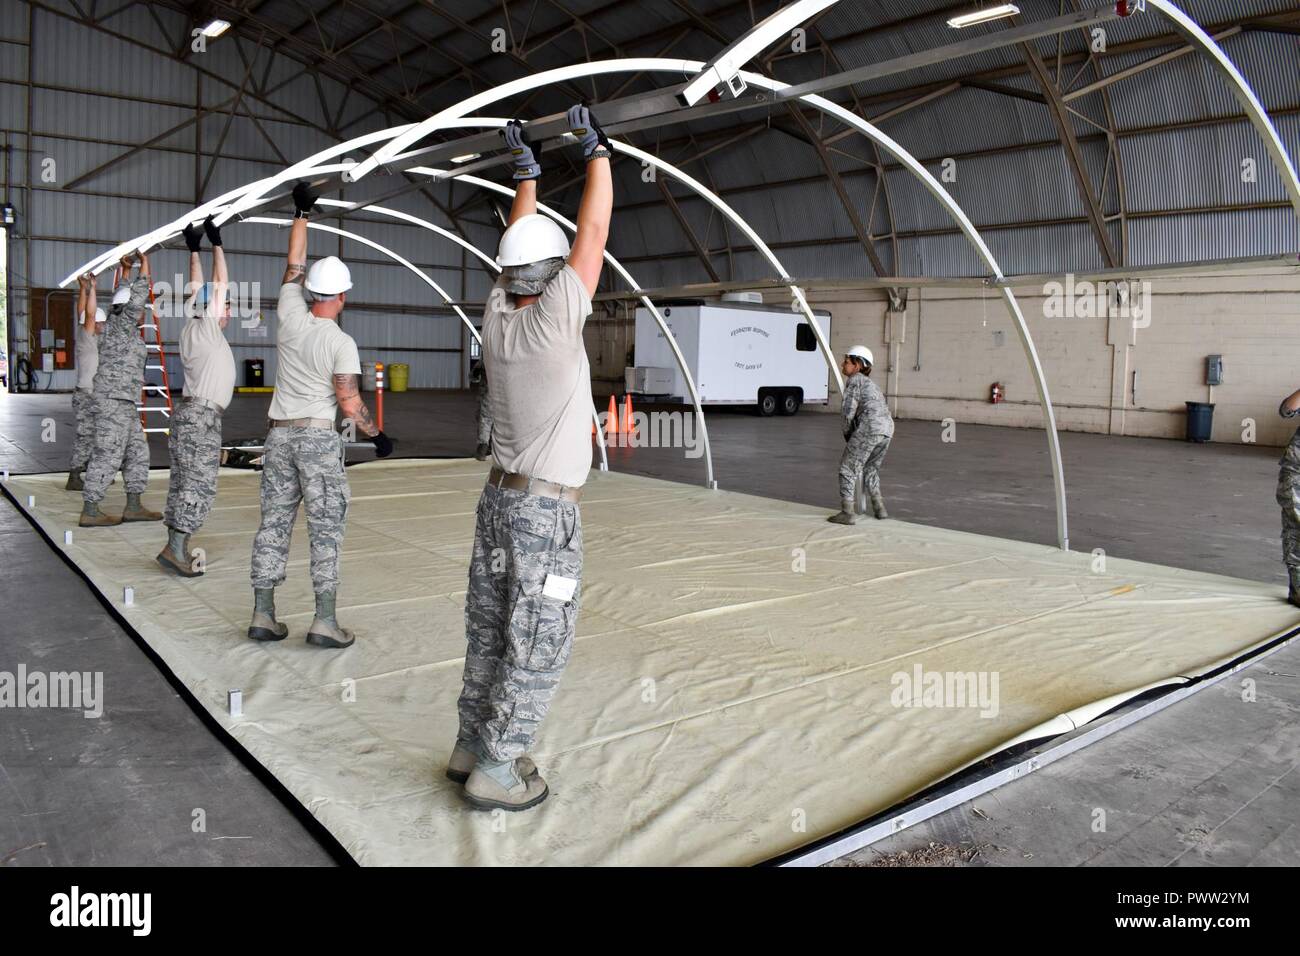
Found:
[58,55,1070,541]
[340,57,1073,548]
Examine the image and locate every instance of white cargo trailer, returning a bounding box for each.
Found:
[626,298,833,416]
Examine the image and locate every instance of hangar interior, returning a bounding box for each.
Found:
[1,0,1298,867]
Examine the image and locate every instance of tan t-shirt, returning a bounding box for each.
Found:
[180,291,236,409]
[482,265,594,488]
[74,313,102,391]
[267,283,362,422]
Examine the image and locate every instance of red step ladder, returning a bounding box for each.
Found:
[113,267,174,435]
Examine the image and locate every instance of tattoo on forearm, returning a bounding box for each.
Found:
[333,374,378,436]
[284,262,306,284]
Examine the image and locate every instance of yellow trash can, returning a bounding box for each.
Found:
[389,363,410,392]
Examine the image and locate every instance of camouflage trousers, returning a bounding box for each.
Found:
[72,388,96,470]
[1278,468,1300,582]
[83,397,150,503]
[250,426,350,594]
[839,434,890,505]
[164,400,223,534]
[475,383,493,445]
[458,481,583,763]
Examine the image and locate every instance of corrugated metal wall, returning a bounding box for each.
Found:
[2,1,493,391]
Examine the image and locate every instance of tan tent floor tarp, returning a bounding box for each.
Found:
[9,460,1296,865]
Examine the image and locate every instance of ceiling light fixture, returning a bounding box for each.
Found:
[200,19,231,38]
[451,153,482,164]
[947,4,1020,28]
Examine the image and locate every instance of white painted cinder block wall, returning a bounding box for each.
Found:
[797,268,1300,448]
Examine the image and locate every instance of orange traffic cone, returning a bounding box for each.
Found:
[622,393,636,436]
[606,394,619,435]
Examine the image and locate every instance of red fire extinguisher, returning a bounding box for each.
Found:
[990,382,1004,404]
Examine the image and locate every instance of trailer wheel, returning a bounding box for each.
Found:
[757,390,778,417]
[777,390,802,416]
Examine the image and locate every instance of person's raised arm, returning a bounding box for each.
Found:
[565,105,612,298]
[285,181,317,284]
[182,220,204,316]
[124,253,151,326]
[204,216,229,317]
[1280,388,1300,417]
[77,273,89,328]
[84,276,99,336]
[503,119,540,225]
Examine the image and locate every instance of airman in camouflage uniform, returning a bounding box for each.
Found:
[80,258,162,527]
[1276,390,1300,607]
[159,218,236,577]
[829,345,893,525]
[247,181,391,651]
[447,106,611,812]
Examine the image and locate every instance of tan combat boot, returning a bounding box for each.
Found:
[827,499,857,525]
[65,467,85,491]
[305,590,354,648]
[121,493,162,522]
[156,528,203,577]
[79,501,122,527]
[463,759,549,812]
[871,494,889,519]
[445,741,536,785]
[247,588,289,642]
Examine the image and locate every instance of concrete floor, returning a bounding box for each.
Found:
[1,387,1295,866]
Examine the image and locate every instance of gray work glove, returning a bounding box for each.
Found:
[567,104,610,160]
[503,120,541,181]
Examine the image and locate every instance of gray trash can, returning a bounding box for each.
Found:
[1185,401,1214,443]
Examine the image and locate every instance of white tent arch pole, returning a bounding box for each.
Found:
[447,171,716,488]
[738,77,1069,551]
[313,198,501,272]
[244,213,611,474]
[58,163,359,288]
[344,56,1058,543]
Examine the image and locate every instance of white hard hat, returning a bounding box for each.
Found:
[306,255,353,296]
[496,213,570,267]
[111,286,131,306]
[846,345,874,366]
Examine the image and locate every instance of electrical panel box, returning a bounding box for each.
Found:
[1206,354,1224,386]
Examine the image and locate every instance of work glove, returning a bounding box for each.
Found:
[292,180,319,219]
[502,119,541,181]
[371,431,394,458]
[567,104,611,160]
[182,222,204,253]
[203,215,223,248]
